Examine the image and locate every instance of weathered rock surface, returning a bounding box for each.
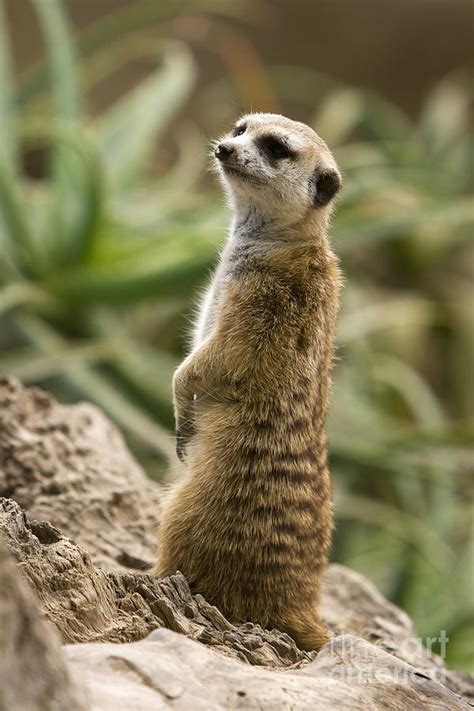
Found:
[0,497,310,667]
[0,378,472,710]
[0,376,160,572]
[0,537,86,711]
[65,630,471,711]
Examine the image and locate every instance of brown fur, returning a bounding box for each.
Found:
[155,114,342,651]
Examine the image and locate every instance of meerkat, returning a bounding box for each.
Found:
[155,113,342,651]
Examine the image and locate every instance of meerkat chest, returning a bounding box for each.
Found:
[192,236,257,348]
[192,267,229,349]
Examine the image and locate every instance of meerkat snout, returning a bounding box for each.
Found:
[214,112,341,219]
[215,142,234,160]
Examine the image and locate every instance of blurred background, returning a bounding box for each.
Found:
[0,0,472,670]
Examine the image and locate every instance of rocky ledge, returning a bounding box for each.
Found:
[0,377,472,710]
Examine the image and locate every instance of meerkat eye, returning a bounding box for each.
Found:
[233,124,247,137]
[260,136,293,160]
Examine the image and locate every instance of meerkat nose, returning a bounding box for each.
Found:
[215,142,234,160]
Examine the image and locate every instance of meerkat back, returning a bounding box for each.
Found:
[155,113,342,651]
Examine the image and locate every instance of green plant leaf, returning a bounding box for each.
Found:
[17,122,106,269]
[0,282,54,316]
[334,198,474,247]
[47,126,104,266]
[373,355,446,431]
[335,492,454,571]
[0,339,115,381]
[15,313,174,459]
[95,40,196,193]
[337,297,435,343]
[30,0,80,122]
[14,0,248,111]
[0,165,35,274]
[48,251,215,304]
[0,0,18,175]
[420,74,473,156]
[30,0,86,270]
[85,311,176,428]
[313,88,366,146]
[47,224,221,304]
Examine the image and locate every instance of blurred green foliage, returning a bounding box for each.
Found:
[0,0,472,670]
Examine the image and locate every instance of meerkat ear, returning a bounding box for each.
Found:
[310,167,341,208]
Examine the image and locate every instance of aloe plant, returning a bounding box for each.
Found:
[0,0,472,671]
[0,0,225,459]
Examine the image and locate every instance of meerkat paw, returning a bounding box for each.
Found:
[176,423,193,461]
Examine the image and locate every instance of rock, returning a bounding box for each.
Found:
[0,376,160,572]
[0,379,473,709]
[0,537,86,711]
[64,630,471,711]
[0,497,311,666]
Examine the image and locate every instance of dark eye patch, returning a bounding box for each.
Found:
[233,123,247,137]
[258,135,295,160]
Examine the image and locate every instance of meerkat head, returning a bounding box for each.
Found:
[213,113,341,223]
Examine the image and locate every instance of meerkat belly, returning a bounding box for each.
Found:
[192,254,231,348]
[172,385,331,619]
[192,283,218,349]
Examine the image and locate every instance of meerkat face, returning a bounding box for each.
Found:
[214,113,341,221]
